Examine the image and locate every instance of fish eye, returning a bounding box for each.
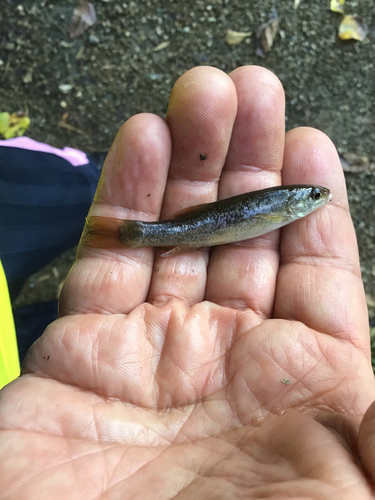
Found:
[311,189,321,201]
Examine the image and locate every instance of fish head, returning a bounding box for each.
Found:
[286,185,331,219]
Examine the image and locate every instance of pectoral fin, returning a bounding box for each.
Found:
[160,246,201,257]
[254,213,290,223]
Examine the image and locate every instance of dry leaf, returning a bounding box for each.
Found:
[37,274,50,282]
[330,0,345,14]
[23,69,33,84]
[59,83,73,94]
[153,41,170,52]
[338,15,367,41]
[0,111,30,139]
[343,152,369,166]
[256,10,280,57]
[225,29,252,46]
[340,153,374,173]
[52,267,60,278]
[69,1,97,39]
[58,120,83,134]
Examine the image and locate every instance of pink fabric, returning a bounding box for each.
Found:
[0,137,89,167]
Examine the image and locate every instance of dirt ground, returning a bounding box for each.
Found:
[1,0,374,326]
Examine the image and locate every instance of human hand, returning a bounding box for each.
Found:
[1,66,375,499]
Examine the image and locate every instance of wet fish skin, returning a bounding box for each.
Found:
[113,184,331,252]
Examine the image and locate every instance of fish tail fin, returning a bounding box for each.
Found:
[84,216,143,249]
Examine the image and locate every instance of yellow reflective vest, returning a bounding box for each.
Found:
[0,262,20,389]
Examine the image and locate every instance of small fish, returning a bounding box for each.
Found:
[84,185,331,256]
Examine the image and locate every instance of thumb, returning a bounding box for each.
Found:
[358,400,375,483]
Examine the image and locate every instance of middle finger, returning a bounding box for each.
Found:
[205,66,286,318]
[147,66,238,306]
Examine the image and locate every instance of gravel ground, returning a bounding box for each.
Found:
[2,0,374,325]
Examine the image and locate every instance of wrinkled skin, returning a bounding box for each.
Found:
[1,66,375,499]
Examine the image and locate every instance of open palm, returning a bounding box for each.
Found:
[1,66,375,499]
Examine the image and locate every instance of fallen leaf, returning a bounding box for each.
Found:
[58,120,83,134]
[52,267,60,278]
[69,1,97,39]
[338,15,367,41]
[76,46,85,60]
[0,111,30,139]
[37,274,50,282]
[23,69,33,84]
[153,41,170,51]
[341,163,375,173]
[343,152,369,166]
[256,9,280,57]
[225,29,252,45]
[59,83,73,94]
[0,113,9,135]
[330,0,345,14]
[340,153,374,173]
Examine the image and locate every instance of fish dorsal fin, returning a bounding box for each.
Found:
[172,202,210,218]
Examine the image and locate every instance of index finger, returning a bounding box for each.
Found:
[59,114,172,316]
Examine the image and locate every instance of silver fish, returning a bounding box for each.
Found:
[85,185,331,256]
